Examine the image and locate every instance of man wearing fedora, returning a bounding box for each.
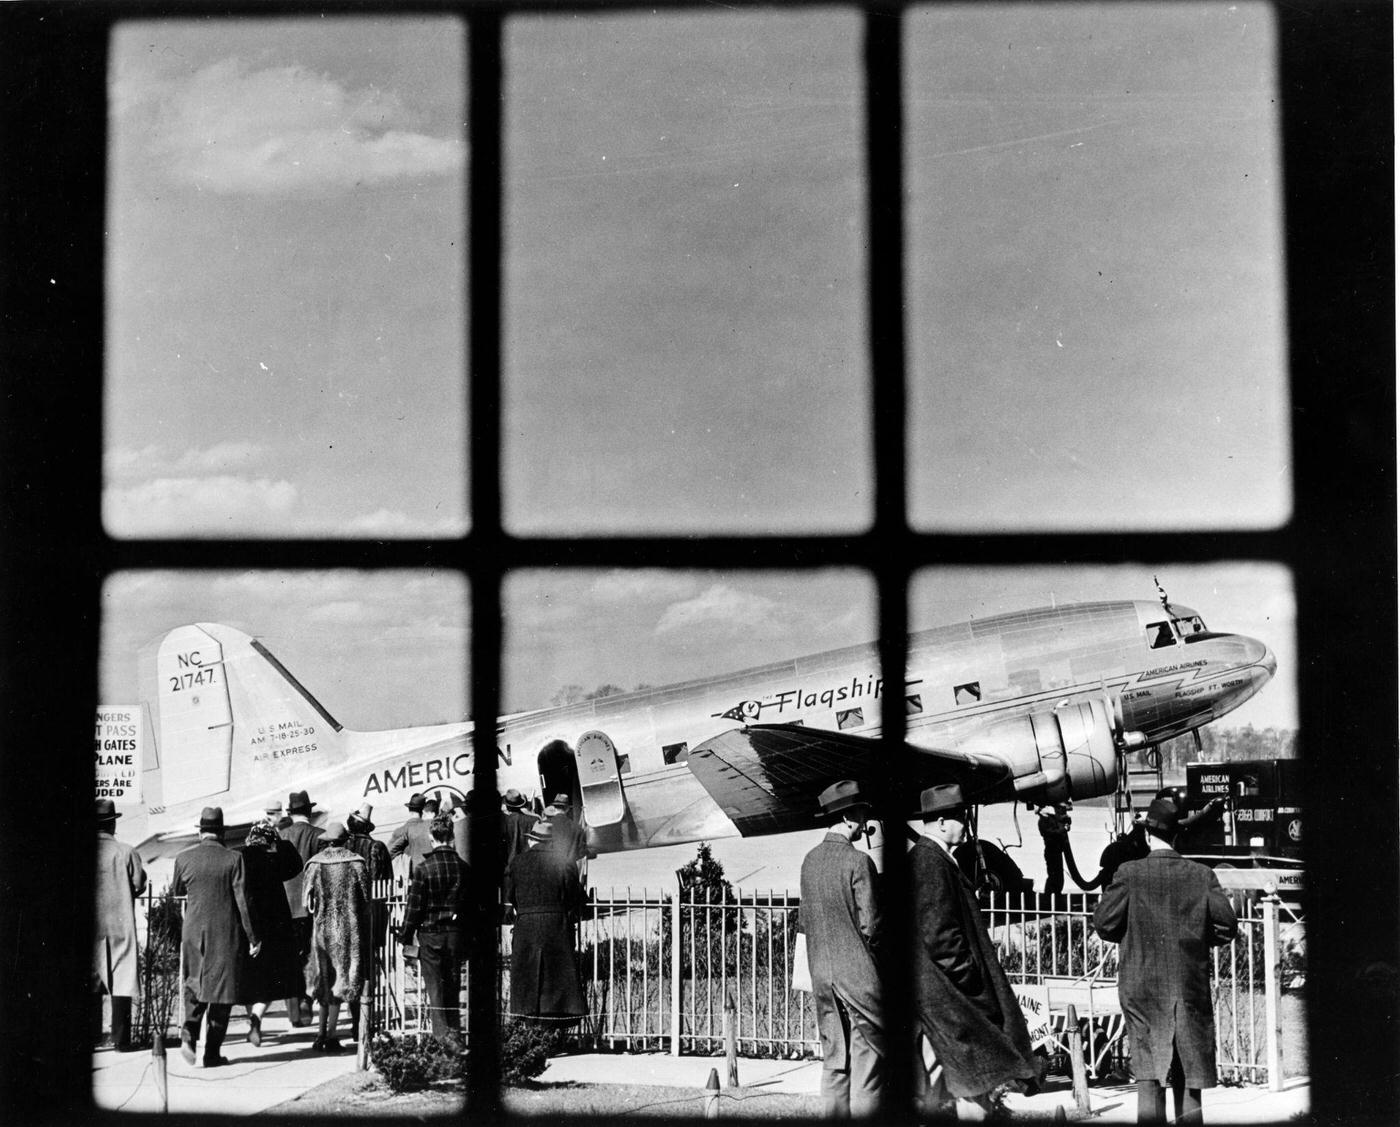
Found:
[94,798,147,1052]
[398,813,472,1049]
[280,789,323,1027]
[799,779,886,1117]
[502,788,536,876]
[504,818,588,1029]
[171,807,261,1067]
[910,783,1037,1118]
[389,792,436,874]
[1093,797,1238,1125]
[346,803,393,1040]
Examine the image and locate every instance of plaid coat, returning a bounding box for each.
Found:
[1092,847,1238,1087]
[798,832,885,1068]
[910,837,1038,1098]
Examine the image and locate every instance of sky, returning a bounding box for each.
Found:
[99,8,1296,728]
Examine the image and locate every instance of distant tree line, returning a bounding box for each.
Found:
[1157,724,1299,772]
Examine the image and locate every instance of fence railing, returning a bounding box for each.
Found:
[134,879,1304,1089]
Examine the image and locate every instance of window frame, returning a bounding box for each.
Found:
[0,2,1393,1122]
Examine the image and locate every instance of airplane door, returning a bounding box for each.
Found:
[537,739,580,810]
[574,730,627,827]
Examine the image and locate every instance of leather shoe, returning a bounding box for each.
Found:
[247,1016,262,1047]
[202,1055,229,1068]
[179,1033,196,1065]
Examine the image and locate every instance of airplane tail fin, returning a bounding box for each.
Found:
[141,623,351,824]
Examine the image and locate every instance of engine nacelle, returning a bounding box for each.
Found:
[958,698,1119,805]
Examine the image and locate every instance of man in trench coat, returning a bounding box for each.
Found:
[504,819,587,1026]
[94,798,147,1051]
[171,807,260,1067]
[911,783,1038,1116]
[799,779,886,1117]
[1093,797,1238,1124]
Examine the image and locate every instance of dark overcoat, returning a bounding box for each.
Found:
[303,846,371,1002]
[346,831,393,949]
[171,838,259,1005]
[237,839,304,1003]
[910,836,1038,1098]
[1092,847,1238,1087]
[94,832,147,997]
[798,832,885,1068]
[505,844,587,1020]
[280,819,324,920]
[503,809,536,874]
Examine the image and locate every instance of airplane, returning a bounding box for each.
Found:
[127,593,1276,862]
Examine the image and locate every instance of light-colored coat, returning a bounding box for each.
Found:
[94,832,147,997]
[1092,847,1238,1087]
[171,838,258,1005]
[303,846,371,1001]
[798,832,885,1067]
[388,817,434,873]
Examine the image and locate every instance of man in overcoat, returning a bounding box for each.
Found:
[798,779,886,1117]
[94,798,147,1051]
[279,789,323,1027]
[389,792,436,874]
[345,803,393,1042]
[504,819,587,1027]
[502,788,537,876]
[910,784,1038,1116]
[1093,797,1238,1124]
[171,807,260,1067]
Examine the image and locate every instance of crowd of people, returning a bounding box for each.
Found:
[96,772,1238,1123]
[93,784,592,1065]
[800,779,1238,1124]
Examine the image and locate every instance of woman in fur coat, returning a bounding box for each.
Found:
[302,821,370,1052]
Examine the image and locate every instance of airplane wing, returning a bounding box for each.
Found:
[686,723,1014,837]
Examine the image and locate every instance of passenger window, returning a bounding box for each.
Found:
[954,681,981,705]
[662,741,689,765]
[837,707,864,730]
[906,694,924,716]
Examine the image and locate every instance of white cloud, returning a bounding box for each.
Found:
[131,58,464,195]
[103,475,298,535]
[341,508,467,537]
[589,570,701,604]
[106,442,267,479]
[654,583,784,638]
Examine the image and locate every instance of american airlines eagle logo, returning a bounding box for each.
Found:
[715,699,762,722]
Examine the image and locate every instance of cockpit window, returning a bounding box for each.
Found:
[1147,621,1176,649]
[1178,615,1207,635]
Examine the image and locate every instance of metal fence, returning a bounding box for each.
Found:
[134,879,1305,1089]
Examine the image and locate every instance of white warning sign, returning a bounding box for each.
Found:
[95,706,143,803]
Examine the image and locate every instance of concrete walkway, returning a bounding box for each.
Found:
[92,1021,362,1116]
[539,1053,1310,1123]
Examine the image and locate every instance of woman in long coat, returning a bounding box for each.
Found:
[237,818,304,1045]
[302,821,370,1051]
[504,820,587,1025]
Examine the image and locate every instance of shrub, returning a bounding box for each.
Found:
[370,1033,465,1092]
[499,1022,557,1085]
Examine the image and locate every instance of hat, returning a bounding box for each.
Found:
[406,793,427,813]
[916,784,967,821]
[503,788,527,809]
[347,803,375,833]
[264,796,285,816]
[96,798,122,821]
[287,790,316,815]
[199,806,225,833]
[815,779,871,820]
[527,819,554,843]
[1143,797,1181,835]
[321,820,348,845]
[549,793,572,809]
[246,819,280,849]
[423,795,441,813]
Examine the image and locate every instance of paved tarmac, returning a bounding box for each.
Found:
[94,1023,1309,1121]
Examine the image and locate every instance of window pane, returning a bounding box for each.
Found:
[908,4,1290,530]
[505,12,870,534]
[106,19,467,538]
[97,568,469,859]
